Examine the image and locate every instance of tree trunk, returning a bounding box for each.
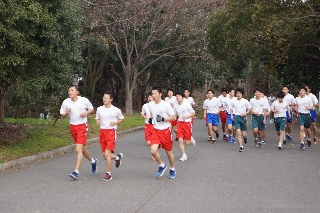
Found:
[124,71,133,114]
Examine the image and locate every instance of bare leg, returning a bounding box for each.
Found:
[150,144,162,164]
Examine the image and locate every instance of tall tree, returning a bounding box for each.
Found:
[82,0,218,114]
[0,0,83,122]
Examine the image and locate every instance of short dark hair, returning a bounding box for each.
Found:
[207,89,214,94]
[167,88,174,94]
[147,91,152,96]
[184,88,190,93]
[235,88,244,95]
[229,88,234,92]
[104,91,114,99]
[175,91,185,97]
[254,88,262,93]
[221,88,228,93]
[304,84,311,91]
[152,86,162,94]
[276,91,285,98]
[299,86,307,92]
[282,85,290,91]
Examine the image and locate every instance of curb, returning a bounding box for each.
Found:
[0,126,144,172]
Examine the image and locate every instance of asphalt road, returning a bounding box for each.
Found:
[1,117,320,213]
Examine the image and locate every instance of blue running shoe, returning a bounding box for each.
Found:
[228,135,232,143]
[307,140,311,147]
[300,142,305,149]
[232,138,236,143]
[92,159,98,174]
[286,135,290,141]
[168,169,176,179]
[288,135,292,142]
[156,165,167,177]
[69,171,79,180]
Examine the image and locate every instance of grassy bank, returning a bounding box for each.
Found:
[0,114,144,164]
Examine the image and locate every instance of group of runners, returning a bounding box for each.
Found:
[60,84,318,181]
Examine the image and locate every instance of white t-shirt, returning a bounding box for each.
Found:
[223,97,237,114]
[95,105,124,129]
[283,93,295,109]
[148,100,175,130]
[203,97,221,114]
[270,100,290,118]
[183,97,195,106]
[218,94,229,110]
[306,93,318,110]
[174,102,195,122]
[231,98,251,116]
[60,96,93,125]
[250,98,269,115]
[165,96,177,109]
[295,96,313,113]
[141,103,154,124]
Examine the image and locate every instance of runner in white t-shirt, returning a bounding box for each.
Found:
[174,91,196,161]
[165,88,178,140]
[149,87,176,179]
[60,86,97,180]
[218,88,229,141]
[223,88,237,143]
[292,86,313,149]
[95,92,124,181]
[305,85,319,144]
[282,86,296,142]
[270,91,291,149]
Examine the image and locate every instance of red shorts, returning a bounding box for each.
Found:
[144,123,154,142]
[70,123,88,145]
[150,128,173,151]
[220,111,227,123]
[177,121,192,140]
[99,129,117,153]
[170,119,177,127]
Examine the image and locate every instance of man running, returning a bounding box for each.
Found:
[305,85,319,144]
[218,88,229,141]
[165,88,178,141]
[282,86,296,142]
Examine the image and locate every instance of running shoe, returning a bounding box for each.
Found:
[191,138,196,146]
[300,142,305,149]
[313,138,317,144]
[179,155,187,161]
[285,135,290,141]
[211,139,216,144]
[168,169,176,179]
[92,159,98,174]
[232,138,237,143]
[69,171,79,180]
[243,137,247,144]
[238,146,244,152]
[278,143,282,149]
[156,165,167,177]
[228,135,232,143]
[258,142,262,148]
[103,173,112,181]
[223,134,228,141]
[288,135,292,142]
[115,153,123,168]
[283,139,286,145]
[254,138,258,147]
[216,132,219,138]
[208,136,212,141]
[261,140,265,145]
[307,139,311,147]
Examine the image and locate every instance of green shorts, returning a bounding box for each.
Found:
[298,113,310,128]
[274,117,286,131]
[234,115,247,131]
[252,114,265,131]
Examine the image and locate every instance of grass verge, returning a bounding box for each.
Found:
[0,113,144,164]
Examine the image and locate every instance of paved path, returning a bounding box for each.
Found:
[1,118,320,213]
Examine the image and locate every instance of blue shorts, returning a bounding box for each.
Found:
[227,114,235,126]
[286,110,293,123]
[310,110,317,122]
[207,113,220,127]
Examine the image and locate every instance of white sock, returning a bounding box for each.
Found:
[74,170,79,174]
[91,158,96,164]
[107,172,111,175]
[115,156,120,160]
[159,163,165,168]
[301,142,304,144]
[170,167,175,171]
